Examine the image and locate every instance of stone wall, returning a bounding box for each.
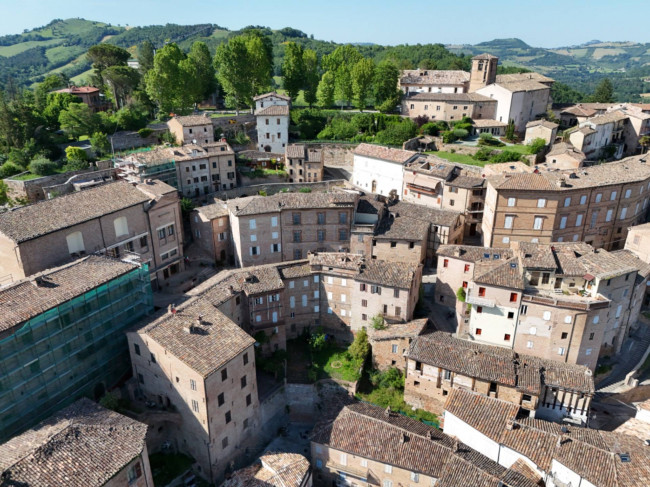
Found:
[110,128,167,151]
[204,179,348,202]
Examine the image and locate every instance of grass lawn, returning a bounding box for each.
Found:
[9,167,74,181]
[501,144,533,155]
[311,345,363,382]
[149,453,194,487]
[210,112,240,118]
[428,151,485,166]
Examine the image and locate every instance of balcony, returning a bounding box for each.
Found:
[326,462,379,484]
[466,293,495,308]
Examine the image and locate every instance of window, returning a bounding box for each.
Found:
[113,216,128,237]
[564,197,571,207]
[507,197,516,207]
[477,306,483,314]
[127,462,143,483]
[558,347,565,356]
[341,294,347,303]
[250,234,257,242]
[246,394,252,406]
[543,311,551,321]
[192,400,199,413]
[66,231,85,255]
[443,259,449,268]
[510,292,517,302]
[586,348,592,356]
[222,437,229,449]
[190,379,196,391]
[625,189,632,198]
[134,343,141,356]
[392,344,398,354]
[385,465,392,474]
[475,328,482,335]
[339,229,347,241]
[504,215,514,229]
[362,299,368,307]
[580,195,587,205]
[271,216,278,227]
[221,369,228,381]
[533,216,543,230]
[606,209,613,222]
[596,193,602,203]
[504,334,511,341]
[383,481,393,487]
[537,198,546,208]
[593,315,600,324]
[243,352,249,365]
[339,212,347,224]
[411,473,419,483]
[561,332,568,339]
[478,287,486,297]
[293,213,301,225]
[576,214,583,226]
[293,231,301,243]
[218,393,225,406]
[241,375,247,388]
[620,207,628,219]
[250,246,260,256]
[249,219,257,230]
[611,191,617,201]
[395,306,401,316]
[520,305,528,315]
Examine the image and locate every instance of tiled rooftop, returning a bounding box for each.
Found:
[408,332,594,394]
[374,213,430,241]
[437,245,514,262]
[389,201,461,227]
[195,201,229,220]
[526,119,558,129]
[169,114,212,127]
[0,256,139,334]
[286,144,322,162]
[0,181,150,243]
[224,453,310,487]
[229,192,357,216]
[406,92,495,103]
[309,252,364,271]
[368,318,429,341]
[357,259,419,289]
[400,69,469,86]
[495,80,550,93]
[496,72,554,84]
[0,398,147,487]
[473,257,525,290]
[312,402,539,487]
[138,297,255,377]
[256,105,290,116]
[254,92,291,102]
[354,143,418,164]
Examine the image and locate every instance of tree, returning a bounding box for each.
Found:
[640,135,650,153]
[137,40,155,74]
[528,137,547,155]
[87,44,130,87]
[322,45,363,108]
[245,33,273,101]
[370,314,386,330]
[145,43,192,115]
[103,66,140,110]
[28,156,58,176]
[302,49,319,108]
[351,58,375,110]
[214,36,254,114]
[317,71,335,107]
[34,74,67,110]
[282,42,305,101]
[334,66,353,107]
[185,41,216,104]
[374,60,400,105]
[504,119,516,141]
[43,92,79,129]
[591,78,614,103]
[90,132,110,157]
[59,103,100,139]
[348,327,370,364]
[64,146,88,170]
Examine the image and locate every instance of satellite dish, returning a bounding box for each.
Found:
[192,139,197,144]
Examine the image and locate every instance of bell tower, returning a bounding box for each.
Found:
[469,53,498,92]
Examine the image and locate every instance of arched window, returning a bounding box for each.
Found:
[66,231,85,255]
[114,216,128,237]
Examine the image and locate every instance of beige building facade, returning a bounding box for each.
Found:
[401,92,497,121]
[286,144,323,183]
[168,114,215,145]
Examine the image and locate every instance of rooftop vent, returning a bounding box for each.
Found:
[168,304,177,315]
[619,453,631,463]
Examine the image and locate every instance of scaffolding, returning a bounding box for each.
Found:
[0,265,154,441]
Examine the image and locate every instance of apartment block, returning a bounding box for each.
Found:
[444,388,650,487]
[436,241,648,370]
[119,141,236,196]
[167,114,214,145]
[191,200,233,264]
[286,144,323,183]
[404,331,594,421]
[0,180,184,288]
[228,192,357,267]
[0,256,153,440]
[0,398,153,487]
[127,297,259,483]
[255,92,290,154]
[311,401,543,487]
[482,155,650,251]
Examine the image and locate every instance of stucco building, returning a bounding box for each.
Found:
[352,143,419,197]
[168,114,215,145]
[401,92,497,122]
[255,92,290,153]
[191,200,233,264]
[286,144,323,183]
[399,69,470,94]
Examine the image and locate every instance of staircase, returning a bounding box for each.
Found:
[596,324,650,395]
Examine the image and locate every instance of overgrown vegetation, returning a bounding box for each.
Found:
[306,327,369,382]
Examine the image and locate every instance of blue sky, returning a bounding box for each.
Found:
[1,0,648,47]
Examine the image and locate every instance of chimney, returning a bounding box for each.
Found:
[426,430,433,440]
[399,433,407,444]
[452,440,459,453]
[168,304,177,315]
[196,315,203,327]
[183,325,192,334]
[384,406,391,418]
[221,137,227,143]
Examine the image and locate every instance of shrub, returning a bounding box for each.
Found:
[370,314,386,330]
[138,128,153,138]
[90,132,110,156]
[456,287,466,303]
[453,123,473,133]
[441,131,457,144]
[479,132,493,141]
[413,115,429,128]
[0,161,24,178]
[473,147,492,161]
[28,156,58,176]
[528,137,547,155]
[490,150,522,163]
[348,328,369,364]
[299,187,312,193]
[309,328,327,351]
[159,131,176,145]
[114,105,148,131]
[99,391,119,411]
[420,122,440,136]
[452,128,469,139]
[375,119,417,145]
[65,146,87,164]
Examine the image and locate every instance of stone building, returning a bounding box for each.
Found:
[127,296,259,483]
[399,69,470,94]
[167,114,215,145]
[255,92,291,153]
[286,144,323,183]
[444,388,650,487]
[0,256,153,440]
[310,401,542,487]
[467,53,499,93]
[191,200,233,264]
[224,452,312,487]
[367,318,428,370]
[352,143,419,197]
[625,222,650,262]
[482,155,650,251]
[227,192,357,267]
[401,92,497,122]
[524,119,558,145]
[404,331,594,421]
[541,142,586,170]
[435,241,648,370]
[567,110,628,160]
[0,180,184,288]
[0,398,153,487]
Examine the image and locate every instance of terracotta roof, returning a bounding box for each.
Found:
[353,143,418,164]
[256,105,290,116]
[561,105,598,117]
[312,402,539,487]
[437,245,514,262]
[472,119,508,128]
[237,150,285,161]
[611,250,650,279]
[578,249,639,280]
[0,181,150,243]
[472,53,499,60]
[135,179,177,197]
[54,86,100,94]
[546,142,586,161]
[473,257,525,290]
[254,92,291,102]
[224,453,310,487]
[408,332,594,394]
[525,119,558,130]
[446,389,650,487]
[195,201,229,220]
[229,192,357,216]
[309,252,364,271]
[495,80,550,93]
[169,114,212,126]
[405,156,456,179]
[389,201,461,227]
[406,92,494,103]
[374,213,430,241]
[490,173,558,191]
[445,174,486,188]
[496,73,554,84]
[286,144,322,163]
[277,261,312,279]
[0,398,147,487]
[0,256,139,334]
[357,195,385,215]
[587,110,628,125]
[137,296,255,377]
[357,259,420,289]
[368,318,429,341]
[400,69,469,86]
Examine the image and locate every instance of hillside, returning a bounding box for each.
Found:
[447,38,650,101]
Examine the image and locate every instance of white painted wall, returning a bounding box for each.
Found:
[352,155,405,196]
[442,412,500,462]
[257,115,289,154]
[476,84,512,125]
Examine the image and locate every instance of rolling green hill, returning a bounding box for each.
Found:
[447,38,650,101]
